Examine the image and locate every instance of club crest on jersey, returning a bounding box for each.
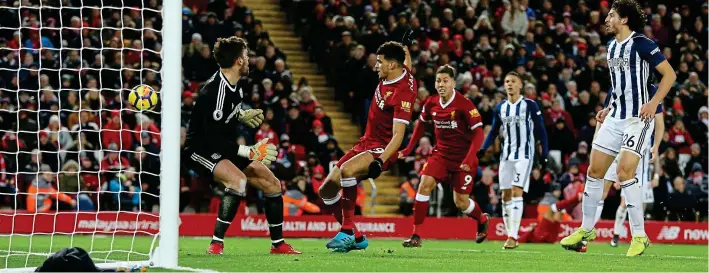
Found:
[401,101,412,113]
[211,153,222,160]
[385,91,393,100]
[213,110,223,121]
[469,109,480,117]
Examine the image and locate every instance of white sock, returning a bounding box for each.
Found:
[621,178,646,237]
[581,176,603,232]
[594,200,604,225]
[613,206,628,235]
[502,201,512,237]
[510,197,524,239]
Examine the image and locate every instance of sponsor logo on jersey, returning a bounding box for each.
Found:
[450,111,455,119]
[469,109,480,117]
[211,153,222,160]
[401,101,412,113]
[433,120,458,129]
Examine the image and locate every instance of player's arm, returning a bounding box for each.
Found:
[461,106,484,172]
[479,103,502,155]
[399,98,431,157]
[650,105,664,163]
[528,101,549,159]
[369,85,417,179]
[403,45,412,71]
[637,38,676,120]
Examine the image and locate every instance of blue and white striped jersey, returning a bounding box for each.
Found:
[481,97,548,161]
[606,32,666,120]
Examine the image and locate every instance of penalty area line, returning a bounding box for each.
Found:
[431,248,705,260]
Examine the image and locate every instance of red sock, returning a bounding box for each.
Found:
[466,200,487,223]
[340,178,358,231]
[324,193,361,238]
[554,197,581,212]
[412,200,429,235]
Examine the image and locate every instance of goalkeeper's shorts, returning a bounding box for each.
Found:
[182,144,252,177]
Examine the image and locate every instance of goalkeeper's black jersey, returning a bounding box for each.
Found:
[184,71,244,152]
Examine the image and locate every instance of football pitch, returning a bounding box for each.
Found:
[1,236,706,272]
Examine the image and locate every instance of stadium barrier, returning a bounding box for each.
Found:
[1,212,706,244]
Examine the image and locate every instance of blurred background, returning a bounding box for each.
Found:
[0,0,706,224]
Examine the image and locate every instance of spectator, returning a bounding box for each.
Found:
[548,118,576,158]
[255,121,279,146]
[501,0,528,37]
[399,173,419,216]
[107,167,141,211]
[668,119,694,167]
[101,111,133,152]
[100,143,130,172]
[684,144,707,175]
[57,160,94,211]
[26,164,75,213]
[666,177,697,221]
[313,106,334,135]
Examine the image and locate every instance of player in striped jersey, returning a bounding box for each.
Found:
[560,0,677,257]
[596,85,664,247]
[478,72,548,249]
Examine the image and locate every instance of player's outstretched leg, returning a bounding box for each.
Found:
[611,197,627,247]
[244,161,301,254]
[560,148,615,250]
[403,175,436,248]
[452,192,489,244]
[616,152,649,256]
[207,160,249,255]
[324,153,372,252]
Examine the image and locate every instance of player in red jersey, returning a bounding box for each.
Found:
[397,65,489,247]
[318,40,418,252]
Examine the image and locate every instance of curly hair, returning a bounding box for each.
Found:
[611,0,647,32]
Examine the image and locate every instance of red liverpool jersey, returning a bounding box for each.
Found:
[419,91,483,161]
[361,68,417,147]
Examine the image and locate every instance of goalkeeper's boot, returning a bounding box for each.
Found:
[206,242,224,255]
[475,213,490,243]
[326,232,355,251]
[270,242,302,255]
[402,234,422,248]
[560,228,596,251]
[502,237,519,249]
[610,234,620,247]
[626,236,650,257]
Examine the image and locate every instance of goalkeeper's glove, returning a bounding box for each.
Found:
[238,109,265,128]
[237,138,278,166]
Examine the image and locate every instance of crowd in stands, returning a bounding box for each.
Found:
[286,0,708,222]
[0,0,349,216]
[0,0,706,223]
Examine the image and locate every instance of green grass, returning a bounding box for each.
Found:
[1,236,706,271]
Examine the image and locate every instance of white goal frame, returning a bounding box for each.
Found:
[2,0,180,271]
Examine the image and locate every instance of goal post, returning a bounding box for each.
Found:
[0,0,181,270]
[155,0,180,268]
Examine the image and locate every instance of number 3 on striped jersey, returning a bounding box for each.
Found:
[461,175,473,190]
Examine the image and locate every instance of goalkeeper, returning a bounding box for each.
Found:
[182,37,300,255]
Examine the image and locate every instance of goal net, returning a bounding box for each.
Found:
[0,0,180,270]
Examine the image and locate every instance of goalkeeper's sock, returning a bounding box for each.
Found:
[581,176,603,232]
[340,177,358,231]
[412,194,430,235]
[613,205,628,235]
[264,192,285,247]
[212,191,243,244]
[621,178,646,237]
[323,192,363,239]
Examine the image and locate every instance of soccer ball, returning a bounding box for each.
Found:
[128,84,159,110]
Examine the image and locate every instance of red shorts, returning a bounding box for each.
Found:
[419,152,474,194]
[336,139,397,172]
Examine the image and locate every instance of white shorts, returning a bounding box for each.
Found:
[499,159,533,192]
[592,117,655,158]
[604,152,654,204]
